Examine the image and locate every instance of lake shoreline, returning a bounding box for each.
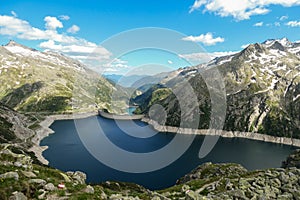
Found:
[30,113,300,165]
[29,112,98,165]
[141,117,300,148]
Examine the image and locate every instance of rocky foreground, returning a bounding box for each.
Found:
[1,143,300,200]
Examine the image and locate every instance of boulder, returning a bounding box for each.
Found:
[185,190,200,200]
[84,185,94,194]
[72,171,86,184]
[44,183,56,191]
[9,191,27,200]
[21,171,36,178]
[28,179,46,186]
[0,171,19,181]
[14,162,22,167]
[37,189,46,200]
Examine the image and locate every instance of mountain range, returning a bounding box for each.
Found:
[0,38,300,199]
[134,38,300,138]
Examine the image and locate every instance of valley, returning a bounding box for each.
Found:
[0,38,299,199]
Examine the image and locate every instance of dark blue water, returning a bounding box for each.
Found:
[41,116,296,190]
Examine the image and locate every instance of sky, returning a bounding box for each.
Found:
[1,0,300,74]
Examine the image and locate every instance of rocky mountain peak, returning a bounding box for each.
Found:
[5,40,36,50]
[6,40,20,46]
[263,37,292,48]
[269,41,286,51]
[235,43,266,60]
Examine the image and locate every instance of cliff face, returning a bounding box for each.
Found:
[0,103,34,145]
[134,38,300,138]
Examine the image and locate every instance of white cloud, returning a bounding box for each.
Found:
[189,0,300,20]
[67,25,80,34]
[0,15,77,43]
[44,16,63,30]
[101,58,130,73]
[0,14,112,64]
[168,60,173,64]
[280,15,288,21]
[241,43,250,49]
[179,51,237,63]
[40,40,111,60]
[254,22,264,26]
[59,15,70,21]
[182,32,224,46]
[11,11,17,17]
[286,20,300,27]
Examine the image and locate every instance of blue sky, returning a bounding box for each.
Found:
[1,0,300,74]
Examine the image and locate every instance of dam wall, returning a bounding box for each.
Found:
[141,118,300,147]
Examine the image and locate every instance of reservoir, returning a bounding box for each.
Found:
[40,116,297,190]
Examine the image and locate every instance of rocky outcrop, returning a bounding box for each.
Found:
[282,149,300,168]
[159,162,300,200]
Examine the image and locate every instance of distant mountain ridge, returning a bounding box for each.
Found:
[134,38,300,138]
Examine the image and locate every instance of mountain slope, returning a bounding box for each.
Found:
[0,40,115,114]
[135,38,300,138]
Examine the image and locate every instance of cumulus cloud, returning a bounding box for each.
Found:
[59,15,70,21]
[44,16,63,30]
[182,32,224,46]
[286,20,300,27]
[0,15,77,43]
[189,0,300,20]
[40,40,111,61]
[0,14,112,64]
[67,25,80,34]
[254,22,264,26]
[179,51,237,63]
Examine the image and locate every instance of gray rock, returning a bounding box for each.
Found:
[38,189,46,200]
[279,172,289,184]
[21,171,36,178]
[14,162,22,167]
[84,185,94,194]
[44,183,56,191]
[185,190,200,200]
[270,178,281,188]
[9,191,27,200]
[109,194,123,200]
[100,191,107,199]
[72,171,86,184]
[277,192,293,200]
[66,171,74,176]
[0,171,19,181]
[28,179,46,186]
